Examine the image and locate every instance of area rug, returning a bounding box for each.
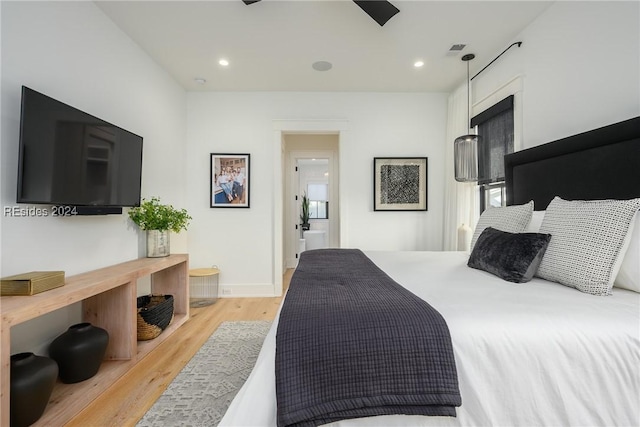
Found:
[137,320,272,427]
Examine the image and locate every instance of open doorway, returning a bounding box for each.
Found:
[272,119,348,296]
[283,134,339,269]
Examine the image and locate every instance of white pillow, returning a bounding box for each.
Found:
[470,201,534,251]
[526,210,545,233]
[614,211,640,293]
[536,197,640,296]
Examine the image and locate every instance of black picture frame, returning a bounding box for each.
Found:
[210,153,250,208]
[373,157,428,211]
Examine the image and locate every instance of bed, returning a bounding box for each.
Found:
[219,117,640,427]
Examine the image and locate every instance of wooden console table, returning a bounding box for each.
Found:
[0,254,189,426]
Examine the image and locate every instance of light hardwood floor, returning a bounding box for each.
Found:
[66,269,293,427]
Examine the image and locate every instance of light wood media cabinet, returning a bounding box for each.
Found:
[0,254,189,426]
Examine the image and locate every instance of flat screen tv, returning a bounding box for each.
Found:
[17,86,143,214]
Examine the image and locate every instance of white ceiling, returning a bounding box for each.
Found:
[95,0,553,92]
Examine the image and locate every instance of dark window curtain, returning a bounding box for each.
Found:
[471,95,514,185]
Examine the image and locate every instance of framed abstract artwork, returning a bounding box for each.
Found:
[373,157,427,211]
[210,153,250,208]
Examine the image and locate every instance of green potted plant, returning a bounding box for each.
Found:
[300,192,310,232]
[128,197,191,257]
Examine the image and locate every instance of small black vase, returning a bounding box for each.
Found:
[10,352,58,427]
[49,322,109,384]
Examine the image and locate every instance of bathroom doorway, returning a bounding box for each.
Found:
[283,134,339,268]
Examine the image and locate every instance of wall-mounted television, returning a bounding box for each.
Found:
[17,86,143,215]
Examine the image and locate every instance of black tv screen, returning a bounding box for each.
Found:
[17,86,143,210]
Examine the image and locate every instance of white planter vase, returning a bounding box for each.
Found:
[147,230,170,257]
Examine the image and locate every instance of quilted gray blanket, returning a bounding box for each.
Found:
[275,249,461,427]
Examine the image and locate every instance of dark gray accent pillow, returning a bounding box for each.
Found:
[468,227,552,283]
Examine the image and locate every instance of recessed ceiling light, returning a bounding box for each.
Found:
[312,61,332,72]
[414,60,425,68]
[194,78,207,85]
[219,59,229,67]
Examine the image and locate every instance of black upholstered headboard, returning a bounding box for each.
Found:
[505,116,640,210]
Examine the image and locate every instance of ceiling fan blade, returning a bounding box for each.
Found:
[353,1,399,26]
[242,0,399,27]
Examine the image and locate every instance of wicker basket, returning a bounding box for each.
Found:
[136,294,174,341]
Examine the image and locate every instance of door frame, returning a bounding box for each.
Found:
[272,119,349,296]
[287,151,336,268]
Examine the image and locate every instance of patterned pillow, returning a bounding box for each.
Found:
[536,197,640,296]
[468,227,552,283]
[470,201,534,251]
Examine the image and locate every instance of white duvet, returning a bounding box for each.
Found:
[220,251,640,427]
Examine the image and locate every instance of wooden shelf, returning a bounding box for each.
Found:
[0,254,189,426]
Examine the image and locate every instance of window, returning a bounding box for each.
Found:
[472,95,514,213]
[308,200,328,219]
[307,183,328,219]
[480,182,506,212]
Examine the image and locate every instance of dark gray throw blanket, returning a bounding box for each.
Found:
[275,249,461,427]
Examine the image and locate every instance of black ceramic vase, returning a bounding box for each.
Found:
[10,352,58,427]
[48,322,109,384]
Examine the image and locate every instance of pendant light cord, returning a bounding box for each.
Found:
[466,59,471,130]
[470,41,522,81]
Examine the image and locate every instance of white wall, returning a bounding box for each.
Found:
[472,1,639,149]
[1,2,187,353]
[186,92,448,295]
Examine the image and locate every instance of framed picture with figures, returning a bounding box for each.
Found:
[210,153,250,208]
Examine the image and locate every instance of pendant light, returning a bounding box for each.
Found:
[454,53,480,182]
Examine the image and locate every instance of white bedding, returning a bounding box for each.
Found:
[219,251,640,427]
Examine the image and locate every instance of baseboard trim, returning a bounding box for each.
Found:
[218,283,276,298]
